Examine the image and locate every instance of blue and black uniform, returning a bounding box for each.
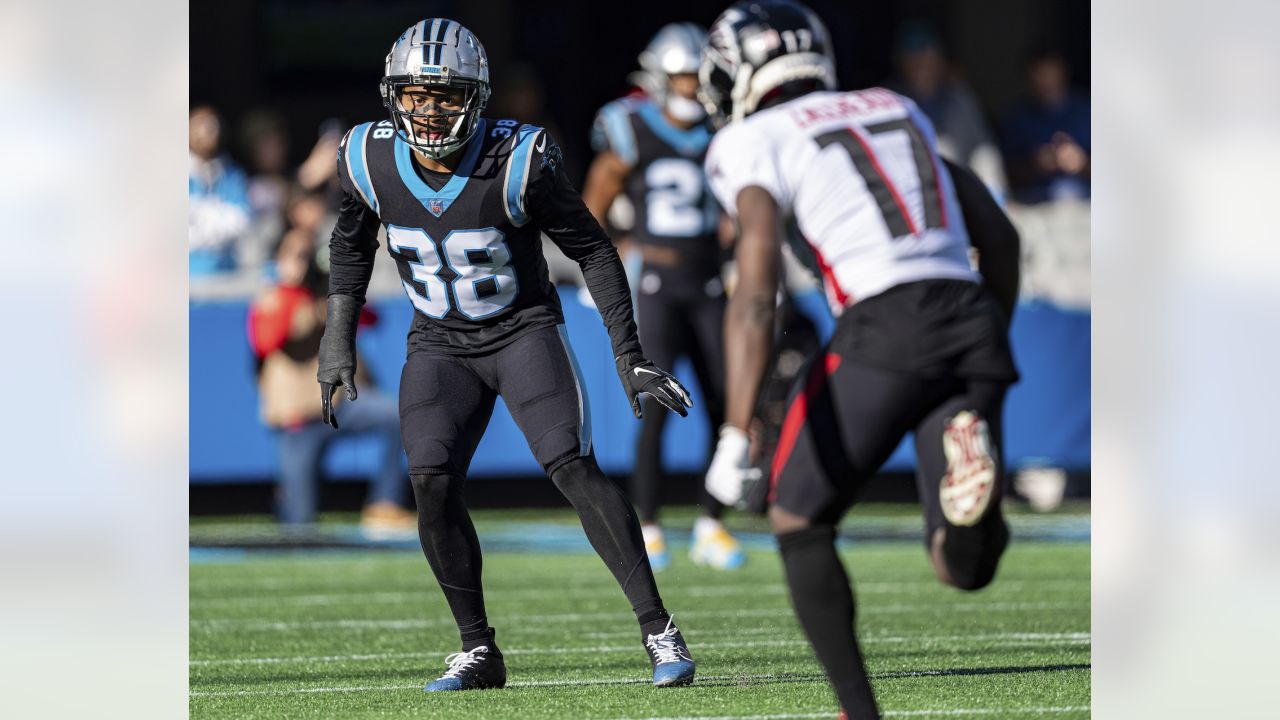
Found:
[330,117,676,650]
[591,98,726,522]
[333,118,639,476]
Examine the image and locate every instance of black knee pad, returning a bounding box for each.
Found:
[775,524,836,554]
[549,455,601,492]
[410,471,463,511]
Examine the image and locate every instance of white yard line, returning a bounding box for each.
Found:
[190,579,1086,609]
[191,673,1090,712]
[191,602,1085,632]
[190,632,1090,667]
[620,709,1090,720]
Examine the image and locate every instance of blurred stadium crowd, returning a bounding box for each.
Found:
[189,22,1089,297]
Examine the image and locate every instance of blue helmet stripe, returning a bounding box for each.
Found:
[438,19,453,64]
[427,18,443,65]
[347,123,379,214]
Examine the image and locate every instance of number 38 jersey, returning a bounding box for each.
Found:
[591,97,721,278]
[331,117,641,358]
[705,89,979,314]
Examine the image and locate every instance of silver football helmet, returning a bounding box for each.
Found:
[380,19,491,160]
[632,23,708,122]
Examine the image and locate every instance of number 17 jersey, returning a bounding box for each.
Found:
[704,89,978,314]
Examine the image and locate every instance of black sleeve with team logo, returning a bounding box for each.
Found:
[525,133,642,360]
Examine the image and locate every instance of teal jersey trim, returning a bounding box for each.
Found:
[346,123,380,214]
[504,124,542,227]
[393,119,489,218]
[637,102,711,157]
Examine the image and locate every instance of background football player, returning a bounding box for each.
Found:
[319,18,698,692]
[699,2,1022,716]
[583,22,744,572]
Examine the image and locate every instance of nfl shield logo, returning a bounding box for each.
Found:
[428,199,444,216]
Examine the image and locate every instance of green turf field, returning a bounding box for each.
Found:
[190,505,1090,719]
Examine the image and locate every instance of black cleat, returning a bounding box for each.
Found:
[423,645,507,692]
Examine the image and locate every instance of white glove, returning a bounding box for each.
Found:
[705,425,762,507]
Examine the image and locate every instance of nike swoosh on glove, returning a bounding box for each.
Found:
[706,425,763,507]
[616,352,694,419]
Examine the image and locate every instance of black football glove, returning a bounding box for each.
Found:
[317,294,362,429]
[615,352,694,419]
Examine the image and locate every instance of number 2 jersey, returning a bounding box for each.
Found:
[704,88,979,315]
[591,97,721,282]
[330,118,641,358]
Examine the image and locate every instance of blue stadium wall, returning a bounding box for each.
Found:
[190,289,1089,483]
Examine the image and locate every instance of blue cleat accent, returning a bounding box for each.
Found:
[422,645,506,692]
[644,617,696,687]
[424,677,463,692]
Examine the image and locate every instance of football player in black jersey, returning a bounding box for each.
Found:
[583,23,745,573]
[318,19,697,692]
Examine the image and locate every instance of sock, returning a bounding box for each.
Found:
[641,524,665,545]
[551,456,669,630]
[410,472,492,651]
[461,624,500,654]
[693,516,723,540]
[777,525,880,718]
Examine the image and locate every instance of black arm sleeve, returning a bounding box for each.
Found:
[327,190,382,302]
[527,139,643,360]
[944,157,1021,325]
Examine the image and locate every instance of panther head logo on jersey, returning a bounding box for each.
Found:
[698,0,837,127]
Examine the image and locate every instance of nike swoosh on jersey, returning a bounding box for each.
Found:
[535,133,547,153]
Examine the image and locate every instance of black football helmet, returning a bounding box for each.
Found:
[699,0,837,127]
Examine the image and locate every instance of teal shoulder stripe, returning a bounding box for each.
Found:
[504,124,543,227]
[346,123,379,214]
[599,101,638,166]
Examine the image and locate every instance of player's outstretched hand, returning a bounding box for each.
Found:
[317,294,363,430]
[616,352,693,419]
[706,425,763,507]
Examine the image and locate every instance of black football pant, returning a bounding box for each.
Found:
[770,282,1014,717]
[400,325,668,649]
[631,269,727,523]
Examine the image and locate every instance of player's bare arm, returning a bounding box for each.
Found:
[724,185,781,432]
[582,149,631,229]
[944,157,1021,325]
[705,185,779,507]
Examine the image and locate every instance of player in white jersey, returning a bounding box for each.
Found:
[698,2,1022,717]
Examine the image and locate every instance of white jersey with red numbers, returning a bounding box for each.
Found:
[705,88,978,314]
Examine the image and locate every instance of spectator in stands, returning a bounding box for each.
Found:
[887,20,1008,197]
[189,105,252,276]
[247,223,414,529]
[239,110,292,275]
[1000,48,1091,204]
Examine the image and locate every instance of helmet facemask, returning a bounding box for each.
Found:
[380,19,492,161]
[637,23,709,123]
[380,75,489,160]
